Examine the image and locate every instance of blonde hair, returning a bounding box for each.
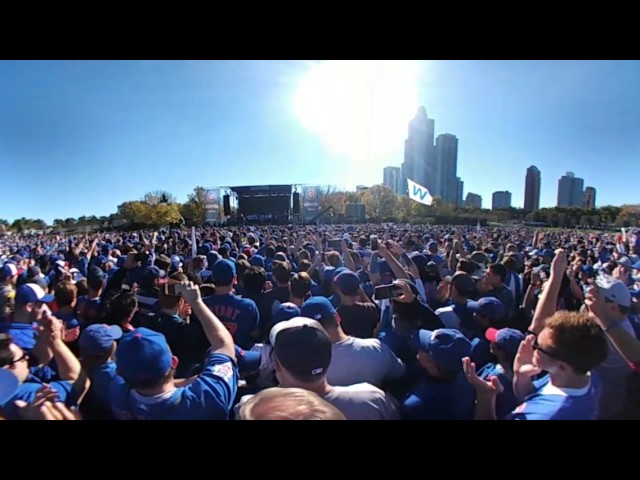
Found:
[237,388,346,420]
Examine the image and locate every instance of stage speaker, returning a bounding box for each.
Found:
[292,192,300,214]
[223,195,231,216]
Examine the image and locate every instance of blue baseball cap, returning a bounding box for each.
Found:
[0,369,19,405]
[249,255,265,268]
[0,263,18,279]
[412,328,471,373]
[15,283,54,305]
[116,328,172,384]
[300,296,338,327]
[273,302,301,325]
[79,324,123,356]
[485,328,525,359]
[234,345,261,375]
[212,259,236,285]
[467,297,506,320]
[335,271,360,296]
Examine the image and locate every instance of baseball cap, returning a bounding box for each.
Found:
[485,328,525,359]
[0,369,19,405]
[269,317,331,379]
[411,329,471,373]
[596,275,631,308]
[618,257,632,269]
[212,259,236,285]
[300,297,339,327]
[116,328,173,384]
[444,272,476,296]
[234,345,261,375]
[467,297,506,320]
[79,324,123,356]
[335,271,360,296]
[273,302,301,325]
[0,263,18,279]
[15,283,54,305]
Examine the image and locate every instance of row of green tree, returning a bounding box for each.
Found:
[1,184,639,232]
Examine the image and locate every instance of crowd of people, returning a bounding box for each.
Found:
[0,223,638,420]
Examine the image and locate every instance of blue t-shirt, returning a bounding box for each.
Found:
[55,311,80,330]
[400,372,476,420]
[478,362,518,420]
[108,352,238,420]
[1,370,75,420]
[203,294,260,350]
[506,373,600,420]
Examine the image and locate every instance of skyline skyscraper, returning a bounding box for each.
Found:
[435,133,459,204]
[383,166,402,195]
[557,171,585,207]
[401,107,435,195]
[524,165,541,212]
[456,177,464,207]
[583,186,597,209]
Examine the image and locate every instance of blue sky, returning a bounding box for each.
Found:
[1,60,638,223]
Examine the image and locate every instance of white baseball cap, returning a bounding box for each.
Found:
[596,275,631,308]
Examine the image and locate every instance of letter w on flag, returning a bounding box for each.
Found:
[407,178,434,206]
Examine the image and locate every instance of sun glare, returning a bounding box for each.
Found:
[294,60,420,163]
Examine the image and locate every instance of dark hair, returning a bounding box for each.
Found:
[55,281,77,308]
[0,333,15,368]
[488,263,507,283]
[76,278,89,297]
[457,259,476,276]
[290,272,312,299]
[272,261,291,285]
[235,259,251,282]
[298,259,312,273]
[105,293,138,326]
[243,266,267,295]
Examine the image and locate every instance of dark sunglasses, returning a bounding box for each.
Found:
[10,352,29,365]
[532,338,564,362]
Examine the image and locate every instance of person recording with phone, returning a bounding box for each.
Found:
[139,273,206,378]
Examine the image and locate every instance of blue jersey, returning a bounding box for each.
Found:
[77,296,102,326]
[478,362,518,420]
[108,352,238,420]
[506,373,600,420]
[203,294,260,350]
[400,372,476,420]
[1,370,76,420]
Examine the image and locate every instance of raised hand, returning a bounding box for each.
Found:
[63,326,80,343]
[551,249,568,277]
[180,281,202,306]
[463,357,504,396]
[393,281,416,304]
[513,335,542,378]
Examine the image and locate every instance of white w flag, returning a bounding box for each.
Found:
[407,178,434,206]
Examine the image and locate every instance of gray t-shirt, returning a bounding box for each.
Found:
[435,305,461,330]
[322,383,401,420]
[326,337,405,388]
[594,317,635,419]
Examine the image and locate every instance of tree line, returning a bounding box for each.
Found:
[1,184,638,233]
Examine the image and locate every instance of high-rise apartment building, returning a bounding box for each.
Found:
[524,166,541,212]
[456,177,464,207]
[492,191,512,210]
[557,172,584,207]
[465,193,482,209]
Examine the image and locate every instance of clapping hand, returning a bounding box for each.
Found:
[463,357,504,397]
[513,335,542,378]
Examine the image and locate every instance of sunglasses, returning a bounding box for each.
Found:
[532,337,560,358]
[10,352,29,366]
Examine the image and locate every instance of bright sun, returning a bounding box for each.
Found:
[294,60,420,163]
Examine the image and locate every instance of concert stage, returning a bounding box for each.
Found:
[231,185,294,224]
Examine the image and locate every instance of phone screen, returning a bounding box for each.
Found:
[164,283,181,296]
[374,284,402,301]
[327,239,342,250]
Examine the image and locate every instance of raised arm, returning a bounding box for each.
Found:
[180,282,235,359]
[528,250,567,335]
